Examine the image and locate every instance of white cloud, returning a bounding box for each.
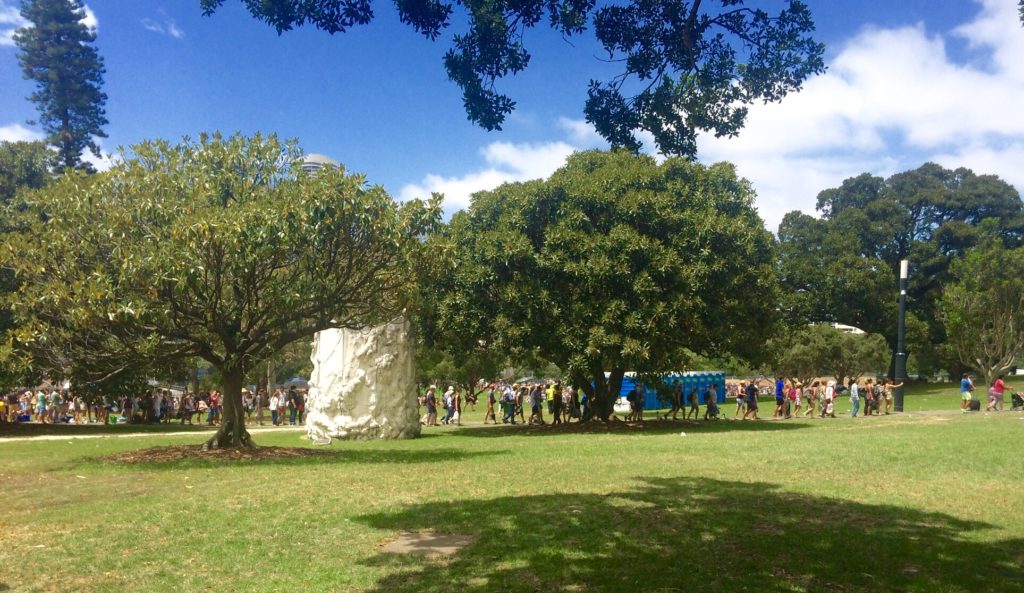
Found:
[83,147,114,172]
[81,5,97,32]
[557,117,606,148]
[0,123,43,143]
[404,0,1024,227]
[399,140,577,213]
[0,0,28,46]
[697,0,1024,232]
[142,10,184,39]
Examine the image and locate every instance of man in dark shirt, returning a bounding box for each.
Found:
[293,390,306,424]
[742,381,759,420]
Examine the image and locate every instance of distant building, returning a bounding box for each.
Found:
[831,323,865,335]
[301,153,338,174]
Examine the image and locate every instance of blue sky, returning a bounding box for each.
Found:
[2,0,1022,231]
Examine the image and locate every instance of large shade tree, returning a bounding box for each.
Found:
[200,0,825,157]
[940,242,1024,388]
[436,150,777,420]
[777,163,1024,376]
[771,324,889,387]
[0,140,55,390]
[4,133,440,448]
[14,0,108,172]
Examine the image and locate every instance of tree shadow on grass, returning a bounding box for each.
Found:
[355,476,1023,593]
[81,447,506,472]
[451,418,811,438]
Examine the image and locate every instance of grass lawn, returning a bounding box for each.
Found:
[2,387,1022,593]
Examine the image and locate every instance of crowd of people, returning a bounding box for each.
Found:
[420,379,725,426]
[420,381,589,426]
[415,373,1024,427]
[4,374,1021,429]
[731,376,905,420]
[0,386,309,427]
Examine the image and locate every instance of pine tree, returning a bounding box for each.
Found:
[14,0,108,172]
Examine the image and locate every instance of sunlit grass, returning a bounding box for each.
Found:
[2,395,1022,593]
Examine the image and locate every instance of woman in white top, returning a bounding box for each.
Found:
[269,391,281,426]
[823,380,836,418]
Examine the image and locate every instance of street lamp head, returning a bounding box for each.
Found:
[900,259,909,280]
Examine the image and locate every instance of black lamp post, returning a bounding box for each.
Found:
[894,259,908,412]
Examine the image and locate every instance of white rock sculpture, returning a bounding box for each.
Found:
[305,316,421,441]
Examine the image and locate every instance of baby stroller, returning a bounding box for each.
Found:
[1012,392,1024,411]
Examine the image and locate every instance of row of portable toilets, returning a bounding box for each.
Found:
[619,371,728,410]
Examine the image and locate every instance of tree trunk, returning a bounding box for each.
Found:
[203,366,254,450]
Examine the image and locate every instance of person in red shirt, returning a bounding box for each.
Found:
[987,375,1006,412]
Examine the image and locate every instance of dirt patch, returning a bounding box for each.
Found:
[379,532,475,557]
[104,445,340,464]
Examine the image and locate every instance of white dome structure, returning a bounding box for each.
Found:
[301,153,339,174]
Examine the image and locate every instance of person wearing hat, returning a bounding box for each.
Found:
[423,385,438,426]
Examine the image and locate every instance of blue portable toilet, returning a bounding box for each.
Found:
[617,371,727,410]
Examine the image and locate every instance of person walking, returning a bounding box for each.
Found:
[452,387,462,426]
[821,381,836,418]
[550,381,563,425]
[687,386,700,420]
[483,384,498,424]
[732,383,745,418]
[862,379,874,416]
[529,384,545,425]
[502,383,517,424]
[803,381,818,417]
[992,375,1006,412]
[286,387,298,425]
[269,390,281,426]
[181,392,194,425]
[293,390,305,424]
[423,386,439,426]
[773,376,786,418]
[664,380,683,421]
[959,373,974,413]
[515,385,527,424]
[742,381,759,420]
[849,379,860,418]
[208,390,221,425]
[882,379,903,414]
[703,384,720,420]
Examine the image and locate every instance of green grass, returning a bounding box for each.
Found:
[2,395,1023,593]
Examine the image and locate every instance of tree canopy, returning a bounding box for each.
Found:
[433,150,777,419]
[0,140,54,205]
[14,0,108,172]
[200,0,825,157]
[3,132,440,447]
[940,242,1024,388]
[0,140,55,391]
[771,324,888,387]
[777,163,1024,376]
